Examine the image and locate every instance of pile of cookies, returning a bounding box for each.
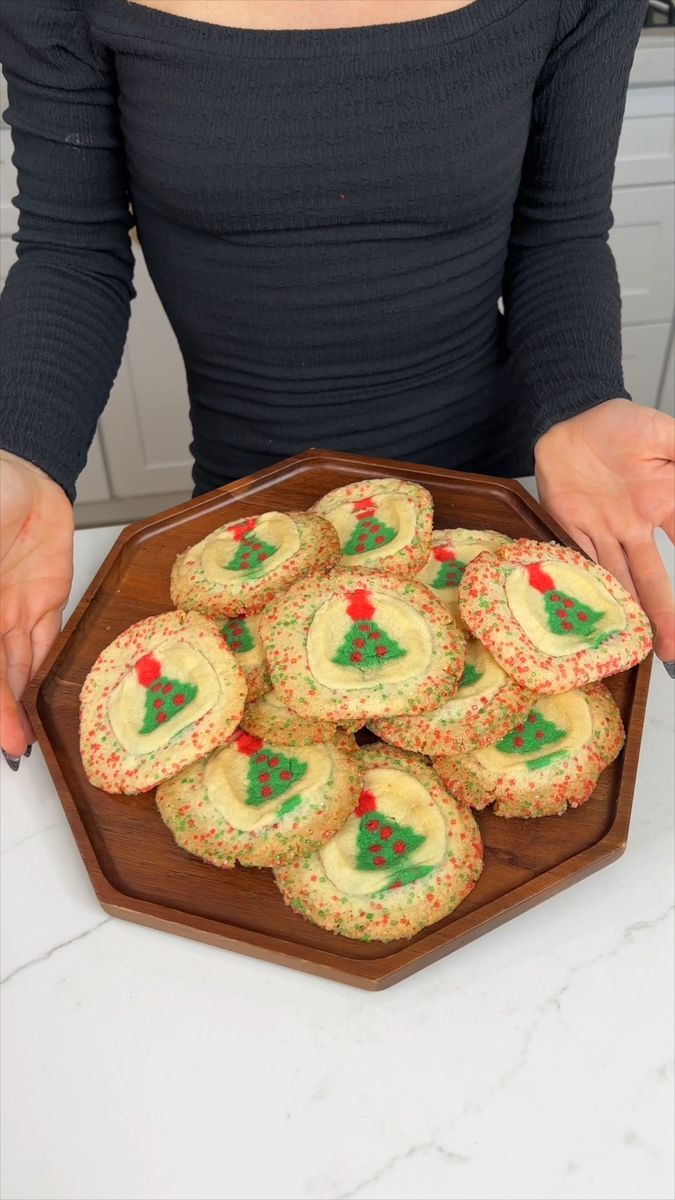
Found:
[79,478,652,942]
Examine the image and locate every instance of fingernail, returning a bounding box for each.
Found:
[24,744,32,758]
[2,751,21,772]
[664,660,675,679]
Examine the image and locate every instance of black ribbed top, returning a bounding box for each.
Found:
[0,0,645,498]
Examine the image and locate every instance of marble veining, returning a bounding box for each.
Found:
[0,917,111,987]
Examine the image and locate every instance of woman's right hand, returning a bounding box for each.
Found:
[0,451,74,760]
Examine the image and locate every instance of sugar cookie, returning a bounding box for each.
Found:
[274,743,483,941]
[80,610,246,794]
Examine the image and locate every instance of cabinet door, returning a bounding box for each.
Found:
[614,87,675,187]
[0,231,16,288]
[98,246,194,497]
[621,322,672,407]
[75,434,112,504]
[0,127,18,239]
[610,186,675,324]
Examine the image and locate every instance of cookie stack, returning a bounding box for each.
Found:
[79,478,652,942]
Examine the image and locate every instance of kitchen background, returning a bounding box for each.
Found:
[1,22,674,528]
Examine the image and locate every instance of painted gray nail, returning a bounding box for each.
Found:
[2,751,20,772]
[24,744,32,758]
[664,660,675,679]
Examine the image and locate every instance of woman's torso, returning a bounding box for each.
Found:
[88,0,556,490]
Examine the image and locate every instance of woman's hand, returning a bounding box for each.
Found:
[0,451,74,761]
[535,399,675,663]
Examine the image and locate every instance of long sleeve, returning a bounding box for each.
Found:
[502,0,646,444]
[0,0,134,501]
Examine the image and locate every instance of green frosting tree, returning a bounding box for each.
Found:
[458,661,482,690]
[134,652,198,736]
[496,710,566,756]
[332,589,406,671]
[526,563,605,639]
[221,618,255,654]
[343,498,398,558]
[354,789,432,888]
[429,545,466,590]
[225,518,277,574]
[343,513,397,557]
[234,732,308,807]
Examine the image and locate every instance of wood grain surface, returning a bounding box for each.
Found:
[23,449,652,989]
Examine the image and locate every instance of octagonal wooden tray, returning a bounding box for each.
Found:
[24,449,652,989]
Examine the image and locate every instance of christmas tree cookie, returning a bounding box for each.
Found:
[459,539,652,693]
[155,729,360,869]
[369,638,536,756]
[432,683,625,818]
[416,528,512,630]
[259,569,465,724]
[273,743,483,942]
[310,478,433,576]
[170,511,341,618]
[219,614,271,702]
[241,687,361,747]
[80,611,247,795]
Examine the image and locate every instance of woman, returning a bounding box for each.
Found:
[1,0,673,765]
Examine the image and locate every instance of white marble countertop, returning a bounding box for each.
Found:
[2,497,674,1200]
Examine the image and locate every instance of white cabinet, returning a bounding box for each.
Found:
[610,185,675,325]
[0,228,17,288]
[621,321,672,406]
[0,127,17,238]
[610,34,675,410]
[75,434,112,504]
[615,86,674,187]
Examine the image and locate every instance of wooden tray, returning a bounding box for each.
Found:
[24,450,652,990]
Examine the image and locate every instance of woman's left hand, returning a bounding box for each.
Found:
[534,398,675,663]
